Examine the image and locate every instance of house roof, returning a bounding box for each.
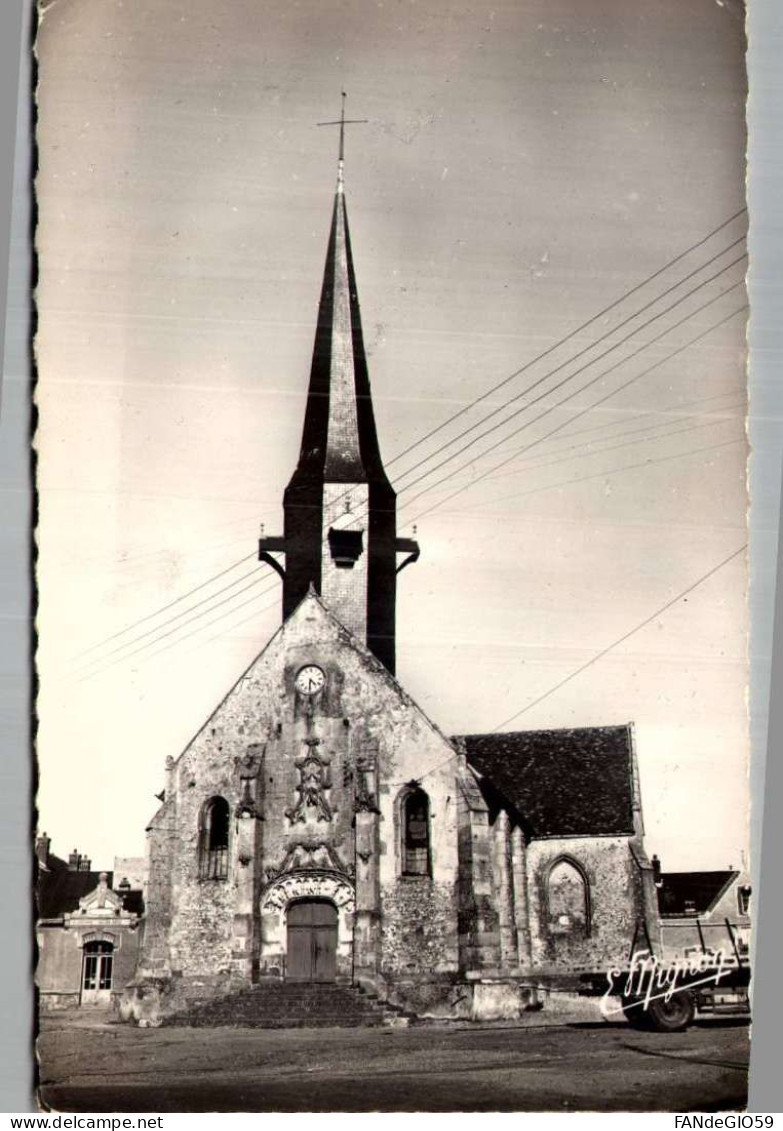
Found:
[37,870,145,920]
[657,871,738,918]
[37,869,114,919]
[455,725,636,838]
[41,852,70,873]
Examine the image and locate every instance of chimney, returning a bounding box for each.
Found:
[68,849,80,871]
[78,856,92,872]
[35,832,51,867]
[651,854,662,887]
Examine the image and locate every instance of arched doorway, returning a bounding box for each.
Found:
[286,899,338,982]
[81,940,114,1004]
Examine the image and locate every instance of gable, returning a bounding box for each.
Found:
[456,725,636,838]
[172,589,456,774]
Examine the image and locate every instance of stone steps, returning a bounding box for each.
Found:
[164,982,410,1030]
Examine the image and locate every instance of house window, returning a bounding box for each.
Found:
[547,858,590,936]
[403,788,431,877]
[199,796,229,880]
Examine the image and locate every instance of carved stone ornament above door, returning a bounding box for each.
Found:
[261,873,355,914]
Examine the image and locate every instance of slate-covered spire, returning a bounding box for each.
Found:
[292,160,391,488]
[259,119,419,675]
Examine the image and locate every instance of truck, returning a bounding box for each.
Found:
[578,916,751,1032]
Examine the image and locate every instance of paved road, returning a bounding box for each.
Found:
[38,1016,749,1112]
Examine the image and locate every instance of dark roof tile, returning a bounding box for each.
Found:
[37,870,114,920]
[455,725,636,838]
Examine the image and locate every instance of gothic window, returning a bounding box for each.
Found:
[402,787,431,878]
[547,858,590,937]
[199,796,229,880]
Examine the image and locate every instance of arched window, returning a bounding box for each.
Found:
[199,796,229,880]
[547,858,590,936]
[402,787,431,877]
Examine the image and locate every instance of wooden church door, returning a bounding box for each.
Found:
[286,899,338,982]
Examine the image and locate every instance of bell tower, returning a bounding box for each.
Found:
[259,98,419,674]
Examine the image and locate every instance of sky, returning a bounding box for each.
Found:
[34,0,748,871]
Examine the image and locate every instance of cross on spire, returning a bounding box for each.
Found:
[317,91,368,183]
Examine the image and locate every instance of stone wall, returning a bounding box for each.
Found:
[37,923,141,1011]
[378,879,459,976]
[137,592,464,995]
[525,836,643,972]
[136,592,645,1014]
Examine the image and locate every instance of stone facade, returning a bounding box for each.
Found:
[120,158,659,1024]
[127,592,656,1021]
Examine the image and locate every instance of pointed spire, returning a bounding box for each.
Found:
[273,113,412,675]
[290,101,390,488]
[323,185,363,477]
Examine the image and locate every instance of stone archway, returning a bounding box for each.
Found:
[259,872,355,981]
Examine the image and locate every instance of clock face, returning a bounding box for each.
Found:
[295,665,325,695]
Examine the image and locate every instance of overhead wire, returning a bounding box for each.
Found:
[396,256,746,505]
[405,541,747,786]
[72,220,748,678]
[392,236,746,486]
[403,300,747,523]
[77,294,746,680]
[71,564,270,671]
[492,543,747,730]
[481,404,743,481]
[72,551,259,659]
[384,208,747,469]
[72,567,275,682]
[472,436,744,513]
[157,434,747,673]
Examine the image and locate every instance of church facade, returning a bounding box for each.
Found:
[127,144,660,1023]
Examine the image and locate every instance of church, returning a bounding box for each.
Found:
[124,126,660,1025]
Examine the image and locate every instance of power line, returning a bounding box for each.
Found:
[385,208,746,469]
[475,412,742,485]
[315,209,748,524]
[410,540,746,785]
[397,256,746,504]
[471,437,743,513]
[480,404,742,481]
[73,551,258,659]
[123,434,745,679]
[70,564,270,675]
[523,387,740,451]
[404,299,747,523]
[78,299,745,680]
[393,236,746,486]
[118,568,286,672]
[72,223,748,677]
[492,543,747,730]
[73,567,274,682]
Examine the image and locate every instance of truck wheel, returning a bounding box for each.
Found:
[645,991,695,1033]
[621,998,652,1030]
